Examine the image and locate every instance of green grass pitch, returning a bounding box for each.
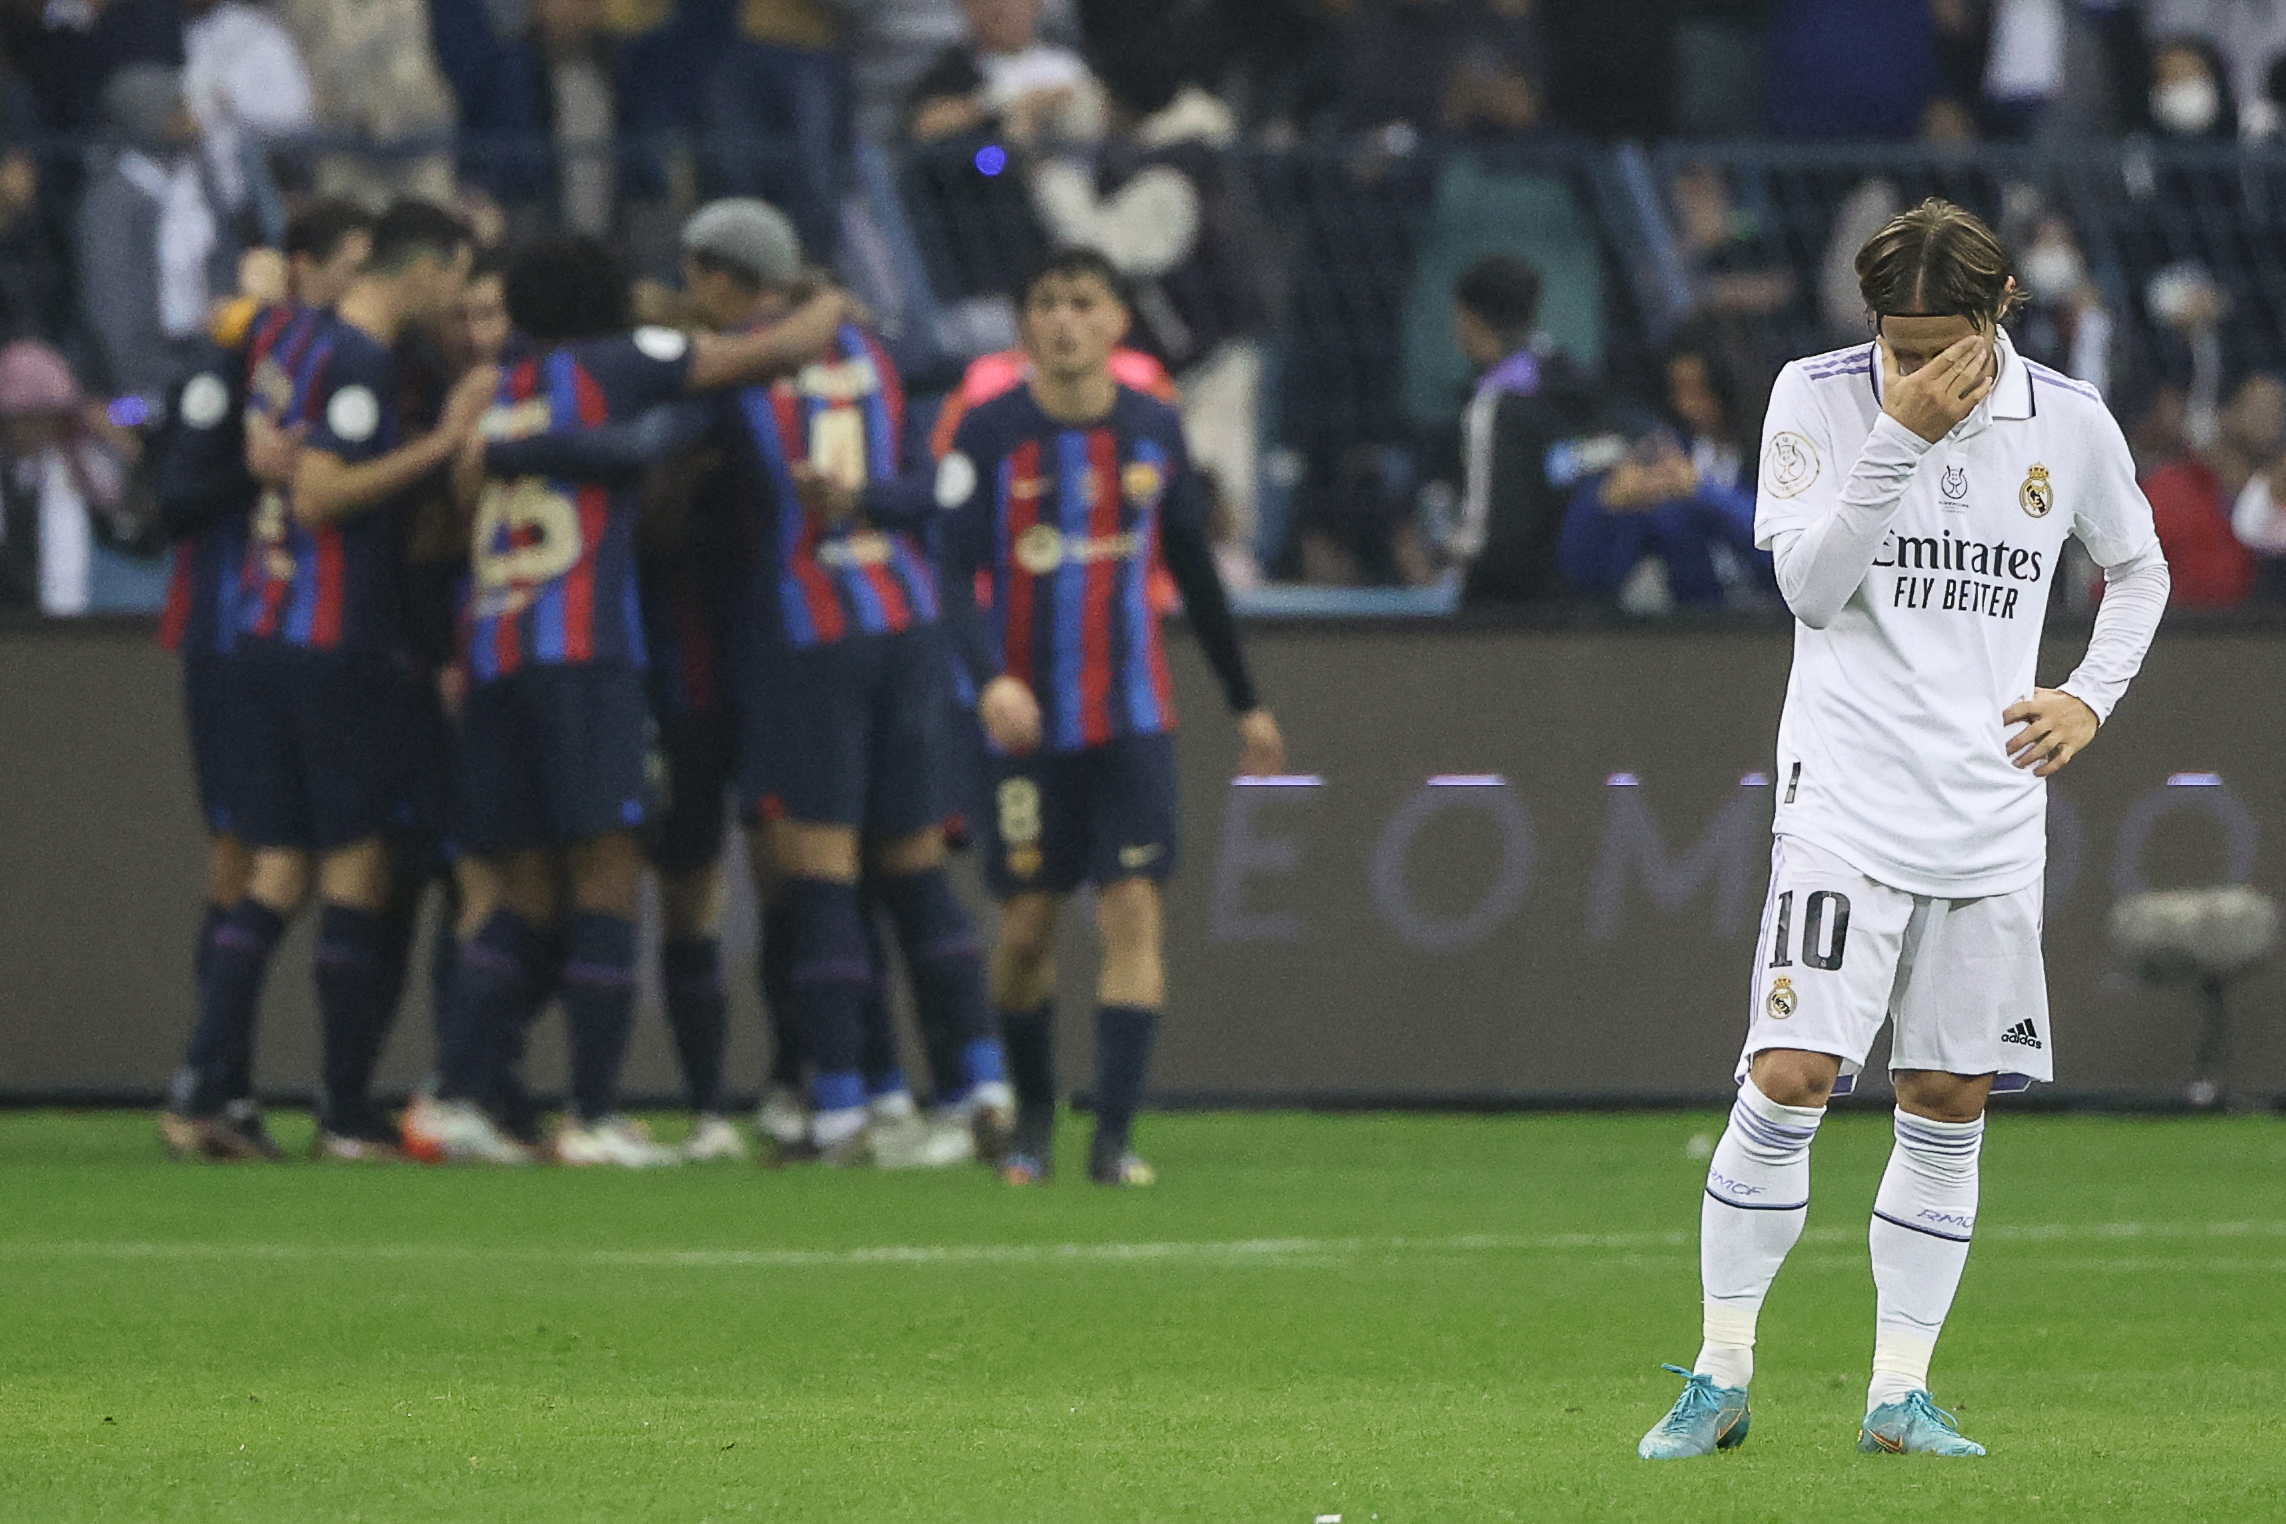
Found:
[0,1109,2280,1522]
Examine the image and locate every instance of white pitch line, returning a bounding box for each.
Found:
[0,1220,2279,1273]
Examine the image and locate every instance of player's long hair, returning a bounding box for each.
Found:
[1855,199,2026,329]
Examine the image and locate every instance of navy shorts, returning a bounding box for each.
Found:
[740,626,946,839]
[182,652,248,836]
[456,663,660,856]
[982,731,1179,897]
[223,645,410,852]
[648,705,735,874]
[391,670,455,879]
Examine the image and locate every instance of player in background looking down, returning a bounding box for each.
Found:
[934,249,1286,1186]
[1639,200,2169,1461]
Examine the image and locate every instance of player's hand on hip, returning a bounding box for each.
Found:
[1879,332,1995,443]
[2003,688,2099,776]
[980,675,1043,755]
[1236,708,1286,779]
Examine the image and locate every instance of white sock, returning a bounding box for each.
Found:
[1695,1077,1826,1390]
[1867,1107,1984,1410]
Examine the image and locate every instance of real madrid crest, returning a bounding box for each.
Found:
[1766,976,1797,1020]
[2020,463,2054,518]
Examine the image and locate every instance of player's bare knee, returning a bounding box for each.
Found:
[570,830,646,917]
[247,848,313,917]
[317,837,393,912]
[1894,1070,1992,1123]
[774,820,860,883]
[1748,1048,1843,1108]
[1094,878,1162,960]
[205,835,252,906]
[870,827,947,878]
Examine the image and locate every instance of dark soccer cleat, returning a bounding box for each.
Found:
[1088,1149,1157,1188]
[1001,1151,1052,1185]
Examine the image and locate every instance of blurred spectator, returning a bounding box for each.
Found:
[0,40,64,345]
[1981,0,2063,138]
[1817,177,1900,345]
[1765,0,1934,139]
[1542,0,1669,140]
[825,0,969,144]
[4,0,183,134]
[2136,372,2281,608]
[1447,252,1598,606]
[429,0,683,247]
[182,0,313,211]
[0,339,132,614]
[1669,159,1795,379]
[2146,34,2236,139]
[905,0,1103,147]
[276,0,458,203]
[1674,0,1767,138]
[1559,334,1771,613]
[2142,261,2228,454]
[1325,0,1544,141]
[2146,0,2286,137]
[2009,209,2113,396]
[76,65,235,404]
[1029,55,1274,577]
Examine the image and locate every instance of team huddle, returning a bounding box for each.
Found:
[152,193,1281,1184]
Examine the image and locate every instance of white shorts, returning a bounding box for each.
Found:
[1737,836,2052,1093]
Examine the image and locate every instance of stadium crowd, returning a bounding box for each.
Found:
[4,2,2286,618]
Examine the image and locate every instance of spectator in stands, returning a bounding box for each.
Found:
[2146,34,2237,139]
[905,0,1104,147]
[1447,252,1598,606]
[276,0,457,203]
[1541,0,1667,140]
[1028,50,1274,580]
[1322,0,1543,142]
[75,65,234,404]
[1764,0,1935,139]
[0,41,64,345]
[2010,209,2114,397]
[3,0,182,134]
[2136,372,2281,608]
[0,338,131,614]
[2147,0,2286,136]
[827,0,970,144]
[428,0,683,251]
[1669,159,1796,379]
[1558,332,1771,614]
[181,0,312,212]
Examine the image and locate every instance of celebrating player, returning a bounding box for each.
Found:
[1638,200,2169,1460]
[164,202,490,1158]
[403,233,857,1166]
[935,249,1286,1186]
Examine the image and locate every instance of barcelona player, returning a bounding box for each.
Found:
[166,202,491,1158]
[405,232,859,1166]
[935,249,1285,1185]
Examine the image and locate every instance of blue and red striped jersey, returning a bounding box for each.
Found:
[465,328,693,681]
[160,519,249,656]
[232,308,406,655]
[939,385,1196,753]
[724,324,938,650]
[154,319,286,657]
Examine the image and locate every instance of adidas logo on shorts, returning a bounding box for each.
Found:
[2000,1019,2043,1050]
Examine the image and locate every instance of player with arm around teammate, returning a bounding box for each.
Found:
[934,249,1286,1186]
[1639,200,2169,1460]
[402,233,857,1166]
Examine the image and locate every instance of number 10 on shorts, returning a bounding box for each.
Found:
[1768,889,1851,971]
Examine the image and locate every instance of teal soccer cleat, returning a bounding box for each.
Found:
[1637,1364,1750,1459]
[1858,1391,1987,1456]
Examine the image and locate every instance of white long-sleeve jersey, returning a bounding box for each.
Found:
[1753,329,2169,898]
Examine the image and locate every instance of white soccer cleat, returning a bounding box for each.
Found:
[681,1113,749,1163]
[400,1097,535,1166]
[868,1089,919,1125]
[553,1115,684,1168]
[965,1080,1017,1165]
[873,1113,977,1170]
[755,1084,809,1149]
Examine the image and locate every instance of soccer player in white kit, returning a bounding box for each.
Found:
[1638,200,2170,1460]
